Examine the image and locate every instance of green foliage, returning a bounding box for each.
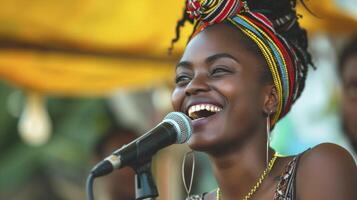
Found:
[0,81,112,199]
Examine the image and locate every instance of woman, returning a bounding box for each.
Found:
[171,0,357,199]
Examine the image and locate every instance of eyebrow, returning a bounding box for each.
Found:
[176,53,239,69]
[176,61,192,69]
[206,53,239,64]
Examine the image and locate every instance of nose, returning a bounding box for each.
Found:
[184,73,210,96]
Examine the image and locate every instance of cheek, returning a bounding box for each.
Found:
[222,78,263,112]
[171,88,184,111]
[342,98,357,139]
[222,79,264,127]
[342,97,357,119]
[231,90,262,120]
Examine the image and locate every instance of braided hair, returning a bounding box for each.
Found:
[171,0,314,124]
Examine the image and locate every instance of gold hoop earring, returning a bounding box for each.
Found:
[182,151,196,199]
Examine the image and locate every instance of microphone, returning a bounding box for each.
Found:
[90,112,192,178]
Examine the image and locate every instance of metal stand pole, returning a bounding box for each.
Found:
[134,161,158,200]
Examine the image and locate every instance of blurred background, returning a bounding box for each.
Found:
[0,0,356,199]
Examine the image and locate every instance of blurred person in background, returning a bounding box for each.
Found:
[94,125,137,200]
[339,36,357,154]
[170,0,357,199]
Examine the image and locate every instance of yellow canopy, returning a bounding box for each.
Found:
[298,0,357,34]
[0,0,355,96]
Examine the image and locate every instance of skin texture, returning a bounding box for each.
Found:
[297,143,357,200]
[171,23,357,200]
[341,54,357,152]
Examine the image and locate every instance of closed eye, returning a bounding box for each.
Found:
[211,66,234,77]
[175,74,192,86]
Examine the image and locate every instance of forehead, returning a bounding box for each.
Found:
[180,23,262,65]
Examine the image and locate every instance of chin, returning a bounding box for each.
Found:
[186,133,225,153]
[186,134,209,151]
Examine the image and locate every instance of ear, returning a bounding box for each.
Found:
[262,85,278,116]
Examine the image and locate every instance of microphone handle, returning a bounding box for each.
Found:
[90,121,178,178]
[118,121,177,167]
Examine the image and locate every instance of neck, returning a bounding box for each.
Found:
[208,127,274,200]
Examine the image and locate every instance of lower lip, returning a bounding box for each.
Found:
[191,112,221,129]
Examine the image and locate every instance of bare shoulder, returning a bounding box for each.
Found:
[297,143,357,200]
[301,143,356,167]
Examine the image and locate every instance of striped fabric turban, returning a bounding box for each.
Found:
[186,0,306,125]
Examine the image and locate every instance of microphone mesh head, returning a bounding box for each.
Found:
[163,112,192,144]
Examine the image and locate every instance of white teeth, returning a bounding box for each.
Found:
[212,106,217,112]
[188,104,223,119]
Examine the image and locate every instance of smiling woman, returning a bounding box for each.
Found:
[171,0,357,200]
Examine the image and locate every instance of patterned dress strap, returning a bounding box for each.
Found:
[273,152,305,200]
[185,194,204,200]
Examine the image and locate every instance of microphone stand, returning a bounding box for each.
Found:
[133,160,158,200]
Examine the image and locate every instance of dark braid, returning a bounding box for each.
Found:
[169,0,194,54]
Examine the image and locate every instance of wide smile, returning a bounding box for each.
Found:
[187,103,223,120]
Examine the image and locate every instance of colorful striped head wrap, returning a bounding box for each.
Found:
[185,0,310,125]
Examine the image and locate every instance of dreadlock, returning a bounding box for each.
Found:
[169,0,194,54]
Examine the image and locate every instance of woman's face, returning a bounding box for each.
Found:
[171,23,270,152]
[342,53,357,148]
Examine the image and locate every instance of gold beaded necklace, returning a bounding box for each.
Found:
[216,154,278,200]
